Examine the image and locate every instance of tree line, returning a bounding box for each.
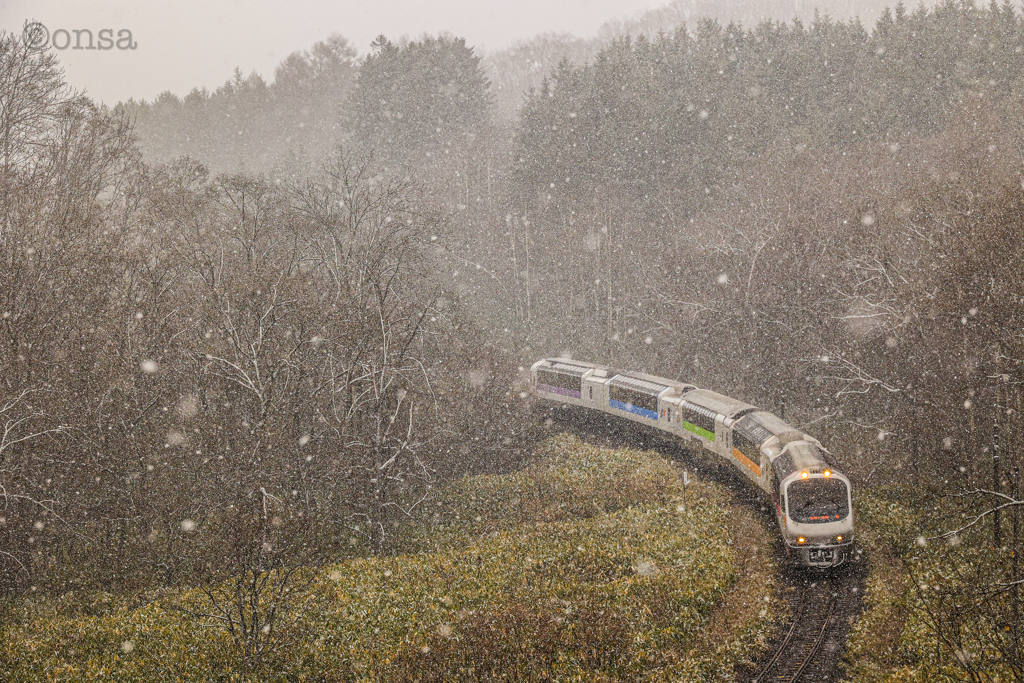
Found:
[497,0,1024,487]
[0,32,527,597]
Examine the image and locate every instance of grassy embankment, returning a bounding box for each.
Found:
[845,489,1022,682]
[1,433,781,682]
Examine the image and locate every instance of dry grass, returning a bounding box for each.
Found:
[1,434,781,682]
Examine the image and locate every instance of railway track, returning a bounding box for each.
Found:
[750,571,859,683]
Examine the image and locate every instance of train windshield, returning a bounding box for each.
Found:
[786,478,849,523]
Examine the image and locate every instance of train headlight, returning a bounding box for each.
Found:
[836,535,843,542]
[797,537,806,544]
[824,470,831,477]
[801,471,809,479]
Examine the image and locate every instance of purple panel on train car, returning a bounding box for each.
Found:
[538,383,582,399]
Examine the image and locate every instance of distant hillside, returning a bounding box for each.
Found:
[121,0,945,170]
[484,0,940,120]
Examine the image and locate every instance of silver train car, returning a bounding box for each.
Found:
[530,358,854,569]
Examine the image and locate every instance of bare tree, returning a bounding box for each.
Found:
[909,485,1024,682]
[292,153,446,554]
[177,489,313,673]
[0,27,140,593]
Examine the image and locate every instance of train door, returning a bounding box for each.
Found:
[770,468,786,529]
[715,416,731,458]
[662,397,682,439]
[583,376,609,408]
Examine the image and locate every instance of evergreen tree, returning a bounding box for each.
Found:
[346,34,493,171]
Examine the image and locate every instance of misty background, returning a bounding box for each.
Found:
[4,0,1024,678]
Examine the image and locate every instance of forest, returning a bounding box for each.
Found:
[4,1,1024,680]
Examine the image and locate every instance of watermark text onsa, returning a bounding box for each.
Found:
[23,22,137,51]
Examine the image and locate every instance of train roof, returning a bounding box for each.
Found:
[608,373,671,395]
[771,440,837,482]
[604,368,693,392]
[787,442,827,470]
[610,372,695,396]
[533,358,603,374]
[748,411,796,435]
[672,389,756,418]
[536,359,698,393]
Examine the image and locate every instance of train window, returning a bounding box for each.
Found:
[734,430,760,463]
[772,452,796,483]
[537,369,582,397]
[679,400,717,434]
[786,478,849,523]
[734,415,773,447]
[609,385,658,412]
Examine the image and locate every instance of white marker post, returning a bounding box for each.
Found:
[682,469,689,512]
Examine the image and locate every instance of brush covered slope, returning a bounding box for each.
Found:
[1,434,780,682]
[844,492,1024,683]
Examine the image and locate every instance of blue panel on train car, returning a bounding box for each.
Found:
[609,399,658,420]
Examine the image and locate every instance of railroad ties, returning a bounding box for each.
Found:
[752,574,855,683]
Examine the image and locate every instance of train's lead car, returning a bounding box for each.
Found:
[531,358,854,568]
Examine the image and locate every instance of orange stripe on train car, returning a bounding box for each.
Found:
[733,448,762,476]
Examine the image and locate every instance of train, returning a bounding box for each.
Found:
[530,358,854,569]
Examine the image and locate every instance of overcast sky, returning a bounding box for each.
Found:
[0,0,678,105]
